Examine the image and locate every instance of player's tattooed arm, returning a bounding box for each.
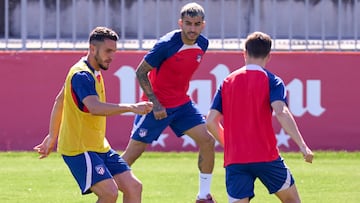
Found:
[136,59,159,104]
[136,59,167,119]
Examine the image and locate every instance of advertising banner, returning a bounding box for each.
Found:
[0,51,359,151]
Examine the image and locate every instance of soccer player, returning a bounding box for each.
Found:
[206,31,314,203]
[34,26,153,203]
[120,2,216,202]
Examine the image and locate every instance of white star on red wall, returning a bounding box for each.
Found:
[151,133,169,147]
[181,135,197,148]
[276,128,291,148]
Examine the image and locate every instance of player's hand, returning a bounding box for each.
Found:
[153,103,167,120]
[132,101,153,115]
[300,145,314,163]
[33,134,56,159]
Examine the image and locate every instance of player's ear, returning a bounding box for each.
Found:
[202,20,206,29]
[178,19,183,28]
[89,43,96,55]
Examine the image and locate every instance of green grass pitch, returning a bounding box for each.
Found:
[0,151,359,203]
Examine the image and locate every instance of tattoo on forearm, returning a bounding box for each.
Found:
[136,62,156,102]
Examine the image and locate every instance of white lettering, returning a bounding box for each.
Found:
[188,80,212,115]
[113,66,137,115]
[210,64,231,88]
[113,65,325,117]
[188,64,231,115]
[286,79,325,116]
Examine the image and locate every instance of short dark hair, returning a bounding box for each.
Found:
[245,32,272,58]
[180,2,205,20]
[89,26,119,44]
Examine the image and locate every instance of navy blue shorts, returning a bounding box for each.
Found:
[225,157,295,200]
[62,149,130,194]
[131,101,205,143]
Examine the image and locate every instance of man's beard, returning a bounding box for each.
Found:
[95,52,108,70]
[99,63,107,70]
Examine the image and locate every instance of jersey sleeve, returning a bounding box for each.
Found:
[71,71,98,102]
[267,71,287,104]
[144,30,184,68]
[210,85,223,113]
[144,41,168,68]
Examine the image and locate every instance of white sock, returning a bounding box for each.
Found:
[197,173,212,199]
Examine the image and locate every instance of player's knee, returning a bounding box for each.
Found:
[108,191,119,202]
[98,189,118,202]
[198,133,216,148]
[133,180,143,194]
[206,132,216,145]
[123,179,143,196]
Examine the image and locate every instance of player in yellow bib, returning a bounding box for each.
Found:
[34,27,153,203]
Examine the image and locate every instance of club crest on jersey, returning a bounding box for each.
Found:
[139,128,148,137]
[95,165,105,175]
[196,54,202,63]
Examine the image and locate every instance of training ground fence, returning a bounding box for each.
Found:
[1,0,360,51]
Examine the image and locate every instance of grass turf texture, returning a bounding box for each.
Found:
[0,151,359,203]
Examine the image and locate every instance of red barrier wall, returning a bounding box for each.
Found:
[1,51,359,151]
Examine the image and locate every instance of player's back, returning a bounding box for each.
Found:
[221,64,278,165]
